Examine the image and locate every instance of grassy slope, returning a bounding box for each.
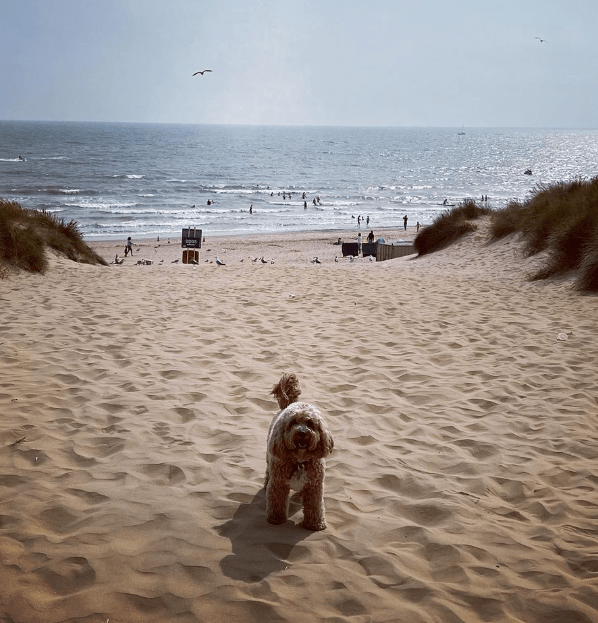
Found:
[414,178,598,293]
[0,199,108,275]
[413,200,492,257]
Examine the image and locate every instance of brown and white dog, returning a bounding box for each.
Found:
[264,373,334,531]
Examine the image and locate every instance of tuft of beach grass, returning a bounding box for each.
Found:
[0,198,108,275]
[415,178,598,292]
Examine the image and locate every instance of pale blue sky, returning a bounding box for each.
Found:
[2,0,596,127]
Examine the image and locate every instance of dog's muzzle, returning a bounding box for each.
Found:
[293,425,312,450]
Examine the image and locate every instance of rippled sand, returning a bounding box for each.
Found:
[1,220,597,622]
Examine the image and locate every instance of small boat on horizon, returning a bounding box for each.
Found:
[457,125,466,136]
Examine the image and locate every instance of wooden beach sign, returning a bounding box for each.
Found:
[181,228,202,264]
[182,228,202,248]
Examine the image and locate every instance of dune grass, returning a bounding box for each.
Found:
[413,199,492,256]
[490,177,598,292]
[415,177,598,292]
[0,199,108,275]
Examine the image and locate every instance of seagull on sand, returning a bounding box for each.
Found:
[193,69,212,76]
[311,257,321,264]
[535,37,547,43]
[215,257,226,266]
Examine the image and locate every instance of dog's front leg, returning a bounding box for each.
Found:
[266,468,290,525]
[301,466,327,531]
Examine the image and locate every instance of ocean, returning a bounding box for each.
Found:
[1,121,597,240]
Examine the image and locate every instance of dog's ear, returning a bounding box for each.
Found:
[315,424,334,458]
[268,421,287,458]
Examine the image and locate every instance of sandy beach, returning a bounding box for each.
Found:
[1,219,597,623]
[90,227,416,268]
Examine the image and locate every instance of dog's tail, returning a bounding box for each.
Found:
[271,373,301,410]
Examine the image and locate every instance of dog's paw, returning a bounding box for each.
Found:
[302,519,327,531]
[267,513,287,525]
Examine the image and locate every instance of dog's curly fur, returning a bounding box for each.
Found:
[265,373,334,531]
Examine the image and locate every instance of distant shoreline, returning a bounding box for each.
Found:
[88,226,417,267]
[85,225,418,246]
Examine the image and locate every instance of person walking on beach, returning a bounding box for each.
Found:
[125,236,133,256]
[403,214,408,231]
[357,232,362,255]
[367,230,375,244]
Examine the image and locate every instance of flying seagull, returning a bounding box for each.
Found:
[535,37,547,43]
[193,69,212,76]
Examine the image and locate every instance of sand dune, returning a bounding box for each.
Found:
[1,221,597,622]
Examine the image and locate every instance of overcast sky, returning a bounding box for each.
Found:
[2,0,596,127]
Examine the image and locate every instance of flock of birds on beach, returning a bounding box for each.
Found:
[111,239,374,267]
[113,252,374,267]
[208,254,375,266]
[111,239,379,267]
[213,253,374,265]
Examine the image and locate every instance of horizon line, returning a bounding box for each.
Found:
[1,119,596,131]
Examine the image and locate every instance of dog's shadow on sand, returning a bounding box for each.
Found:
[217,488,311,583]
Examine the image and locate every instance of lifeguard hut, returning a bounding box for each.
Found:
[181,227,202,264]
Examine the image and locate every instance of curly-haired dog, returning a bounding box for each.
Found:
[264,373,334,531]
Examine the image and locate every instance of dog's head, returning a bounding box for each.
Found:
[270,402,334,460]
